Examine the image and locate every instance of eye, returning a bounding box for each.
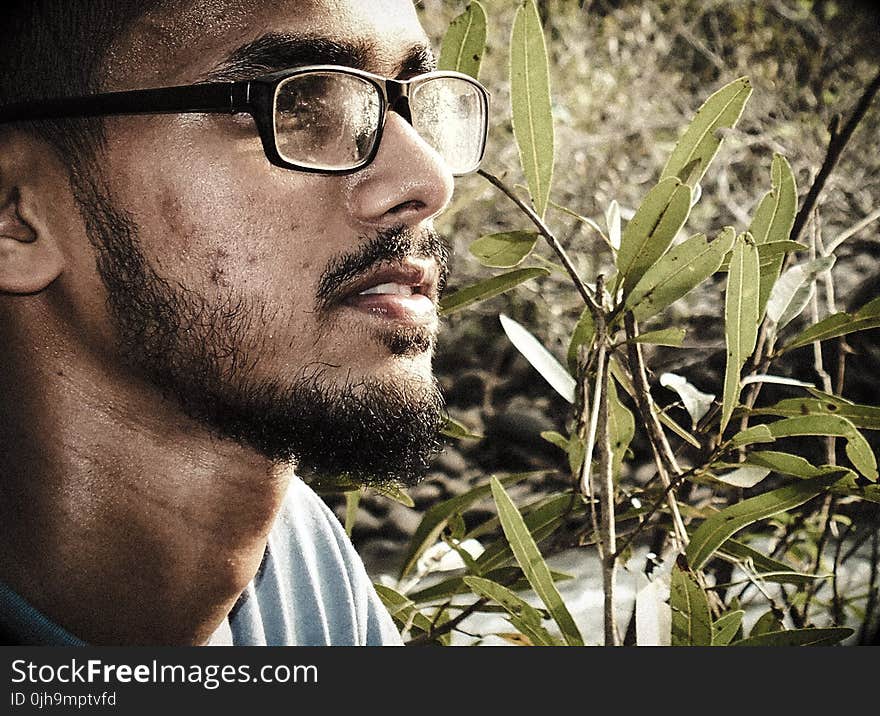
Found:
[277,93,324,130]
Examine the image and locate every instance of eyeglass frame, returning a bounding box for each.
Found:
[0,64,491,176]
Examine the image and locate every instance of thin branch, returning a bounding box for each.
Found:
[790,67,880,245]
[595,342,618,645]
[575,336,602,565]
[831,522,853,624]
[800,493,835,624]
[404,597,489,646]
[614,472,691,558]
[478,169,602,318]
[624,312,689,551]
[578,285,608,498]
[826,205,880,255]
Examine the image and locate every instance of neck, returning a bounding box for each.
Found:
[0,330,292,645]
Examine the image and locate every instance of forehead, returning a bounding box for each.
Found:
[104,0,430,87]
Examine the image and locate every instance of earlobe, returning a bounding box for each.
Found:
[0,185,65,295]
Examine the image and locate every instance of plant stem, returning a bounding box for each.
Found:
[577,277,607,498]
[404,597,489,646]
[800,493,834,624]
[790,67,880,245]
[596,342,619,645]
[738,69,880,419]
[576,335,602,562]
[478,169,602,318]
[623,312,689,551]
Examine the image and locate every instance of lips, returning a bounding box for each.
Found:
[337,258,440,322]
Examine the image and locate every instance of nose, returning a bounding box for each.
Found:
[344,111,454,229]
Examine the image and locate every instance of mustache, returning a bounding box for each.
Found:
[315,225,451,313]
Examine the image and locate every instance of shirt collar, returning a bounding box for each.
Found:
[0,578,88,646]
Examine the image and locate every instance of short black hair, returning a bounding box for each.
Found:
[0,0,157,163]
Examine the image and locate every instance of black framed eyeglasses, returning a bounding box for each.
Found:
[0,65,490,176]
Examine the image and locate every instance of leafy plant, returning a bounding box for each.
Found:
[373,0,880,647]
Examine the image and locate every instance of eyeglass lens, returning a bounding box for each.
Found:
[274,72,382,171]
[410,77,486,175]
[273,72,485,174]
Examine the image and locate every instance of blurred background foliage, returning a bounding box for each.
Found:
[345,1,879,640]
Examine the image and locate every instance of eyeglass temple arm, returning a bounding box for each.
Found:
[0,82,253,123]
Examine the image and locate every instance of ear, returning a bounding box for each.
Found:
[0,136,66,295]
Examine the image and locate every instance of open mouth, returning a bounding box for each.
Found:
[339,258,440,323]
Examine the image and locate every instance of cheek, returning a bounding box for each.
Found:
[104,117,344,294]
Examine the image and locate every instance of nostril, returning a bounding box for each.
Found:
[344,112,454,226]
[387,199,425,216]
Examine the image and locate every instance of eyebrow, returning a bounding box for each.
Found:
[203,33,437,82]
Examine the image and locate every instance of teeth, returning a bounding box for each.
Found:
[359,282,415,296]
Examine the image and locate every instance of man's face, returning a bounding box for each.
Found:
[64,0,456,484]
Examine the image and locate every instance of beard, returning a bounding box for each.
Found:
[68,166,448,487]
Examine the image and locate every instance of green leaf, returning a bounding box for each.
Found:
[744,450,846,479]
[540,430,569,452]
[742,453,866,503]
[567,305,595,373]
[685,472,841,570]
[540,430,587,478]
[490,477,584,645]
[782,295,880,352]
[749,395,880,430]
[766,256,836,333]
[728,423,774,448]
[731,627,853,647]
[437,1,487,79]
[856,295,880,317]
[756,240,808,261]
[469,231,540,268]
[720,232,760,433]
[750,609,784,637]
[670,563,713,646]
[567,434,586,477]
[607,376,635,482]
[464,576,562,646]
[441,414,484,440]
[407,566,573,604]
[716,538,821,585]
[750,154,798,319]
[626,227,736,321]
[500,313,575,404]
[344,490,360,537]
[660,76,752,186]
[439,267,549,316]
[632,327,688,347]
[732,415,877,480]
[399,472,536,578]
[374,584,439,637]
[510,0,554,219]
[475,493,582,572]
[712,610,745,646]
[719,241,807,272]
[371,483,414,508]
[616,178,693,298]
